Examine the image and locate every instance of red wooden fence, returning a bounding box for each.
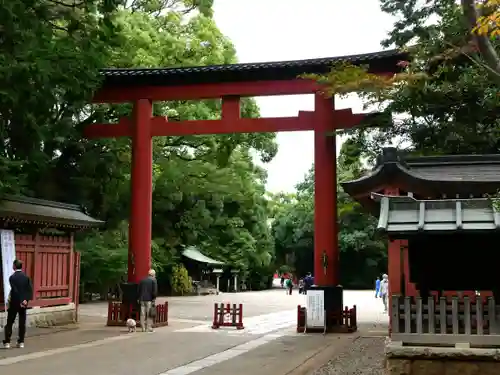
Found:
[0,233,80,308]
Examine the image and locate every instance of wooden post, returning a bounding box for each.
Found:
[128,99,153,283]
[73,252,81,322]
[32,231,41,301]
[313,93,337,286]
[68,233,75,302]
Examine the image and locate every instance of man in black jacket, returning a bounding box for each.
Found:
[3,259,33,349]
[138,269,158,332]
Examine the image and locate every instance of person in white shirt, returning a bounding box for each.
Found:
[379,274,389,313]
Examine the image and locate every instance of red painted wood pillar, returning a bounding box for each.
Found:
[128,99,153,283]
[313,93,337,286]
[384,187,400,295]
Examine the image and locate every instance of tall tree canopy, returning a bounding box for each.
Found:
[1,0,277,296]
[307,0,500,158]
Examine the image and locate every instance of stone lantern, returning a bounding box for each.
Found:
[231,269,240,293]
[213,268,223,295]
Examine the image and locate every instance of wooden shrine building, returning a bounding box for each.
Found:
[373,193,500,373]
[343,148,500,372]
[342,147,500,299]
[0,195,102,329]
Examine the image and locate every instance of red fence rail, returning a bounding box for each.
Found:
[296,304,357,333]
[107,300,169,328]
[212,303,244,330]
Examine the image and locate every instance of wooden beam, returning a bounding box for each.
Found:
[150,114,317,136]
[83,109,367,139]
[84,117,132,139]
[92,79,320,103]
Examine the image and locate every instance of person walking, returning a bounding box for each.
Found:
[380,274,389,313]
[304,272,313,294]
[375,277,381,298]
[3,259,33,349]
[138,269,158,332]
[285,277,293,295]
[298,278,304,294]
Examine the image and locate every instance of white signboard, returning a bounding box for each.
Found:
[1,230,16,308]
[306,290,325,327]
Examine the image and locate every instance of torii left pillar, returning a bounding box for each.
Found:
[128,99,153,283]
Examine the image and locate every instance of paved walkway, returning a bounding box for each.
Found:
[0,290,388,375]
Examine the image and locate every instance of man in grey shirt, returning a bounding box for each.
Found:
[138,269,158,332]
[380,274,389,313]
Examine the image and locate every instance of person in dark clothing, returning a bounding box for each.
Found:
[137,269,158,332]
[3,259,33,349]
[303,273,313,294]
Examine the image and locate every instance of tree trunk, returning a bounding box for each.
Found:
[461,0,500,83]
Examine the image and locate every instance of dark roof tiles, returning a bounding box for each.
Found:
[342,147,500,197]
[99,49,407,87]
[0,195,103,229]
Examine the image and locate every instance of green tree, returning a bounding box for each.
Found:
[271,157,386,288]
[170,264,192,295]
[2,1,278,296]
[306,0,499,158]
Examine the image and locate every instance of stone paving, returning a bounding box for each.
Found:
[0,289,389,375]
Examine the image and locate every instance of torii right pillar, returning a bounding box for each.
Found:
[311,92,344,325]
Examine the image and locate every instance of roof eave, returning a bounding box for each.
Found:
[99,49,408,87]
[341,162,407,196]
[0,214,104,230]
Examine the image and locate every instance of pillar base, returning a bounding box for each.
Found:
[296,286,357,333]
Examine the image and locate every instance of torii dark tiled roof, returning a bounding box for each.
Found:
[341,147,500,197]
[99,49,407,87]
[0,195,103,229]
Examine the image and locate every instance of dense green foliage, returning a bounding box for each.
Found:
[329,0,500,159]
[270,0,500,289]
[270,142,387,289]
[1,0,276,296]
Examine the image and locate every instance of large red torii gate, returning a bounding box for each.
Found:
[86,50,405,291]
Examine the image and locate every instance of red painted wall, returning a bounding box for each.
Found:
[0,232,80,308]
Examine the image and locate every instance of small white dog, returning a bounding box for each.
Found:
[126,318,137,333]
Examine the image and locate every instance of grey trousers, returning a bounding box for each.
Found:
[140,301,153,331]
[381,294,388,311]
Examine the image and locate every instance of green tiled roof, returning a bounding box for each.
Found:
[372,193,500,234]
[182,246,224,265]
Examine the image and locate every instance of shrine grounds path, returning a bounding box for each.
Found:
[0,289,389,375]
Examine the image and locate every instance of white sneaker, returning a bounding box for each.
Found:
[2,343,10,349]
[16,343,24,348]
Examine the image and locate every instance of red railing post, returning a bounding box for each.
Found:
[107,301,113,324]
[212,303,219,329]
[296,305,302,332]
[237,303,244,329]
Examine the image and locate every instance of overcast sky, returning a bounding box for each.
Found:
[212,0,395,193]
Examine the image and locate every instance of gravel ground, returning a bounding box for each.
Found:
[312,336,386,375]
